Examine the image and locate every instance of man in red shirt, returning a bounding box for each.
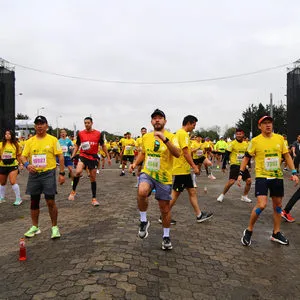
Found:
[69,117,111,206]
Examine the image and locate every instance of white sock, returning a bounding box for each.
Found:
[163,227,170,237]
[0,185,6,198]
[197,212,202,218]
[140,211,147,222]
[12,184,21,199]
[192,173,196,183]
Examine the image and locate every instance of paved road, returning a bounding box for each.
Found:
[1,164,300,299]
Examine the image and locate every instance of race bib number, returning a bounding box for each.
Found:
[237,154,244,163]
[146,156,160,172]
[264,157,279,171]
[2,151,13,159]
[32,154,47,168]
[61,146,68,153]
[125,146,132,151]
[81,142,90,150]
[196,150,203,156]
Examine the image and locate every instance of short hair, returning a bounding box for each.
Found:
[141,127,147,131]
[84,117,93,122]
[182,115,198,126]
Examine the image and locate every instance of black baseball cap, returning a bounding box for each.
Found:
[34,115,48,124]
[151,109,166,119]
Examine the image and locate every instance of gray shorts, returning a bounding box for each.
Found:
[139,173,172,201]
[26,169,57,195]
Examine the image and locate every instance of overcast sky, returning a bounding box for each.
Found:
[1,0,300,136]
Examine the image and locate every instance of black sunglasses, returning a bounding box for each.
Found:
[154,140,160,152]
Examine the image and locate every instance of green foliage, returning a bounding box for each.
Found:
[223,127,236,139]
[194,129,219,141]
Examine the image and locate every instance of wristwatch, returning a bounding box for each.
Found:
[59,171,65,176]
[163,137,169,144]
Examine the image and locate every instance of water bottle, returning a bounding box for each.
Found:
[204,186,208,194]
[19,238,27,261]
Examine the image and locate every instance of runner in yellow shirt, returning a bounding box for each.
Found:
[120,132,136,176]
[130,109,180,250]
[21,116,65,239]
[0,130,23,205]
[238,116,298,246]
[214,136,228,169]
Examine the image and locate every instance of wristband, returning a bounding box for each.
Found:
[24,162,29,168]
[239,170,244,176]
[291,169,297,175]
[163,137,169,144]
[59,171,66,176]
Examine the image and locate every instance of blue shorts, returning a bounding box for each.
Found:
[64,156,73,167]
[139,173,172,201]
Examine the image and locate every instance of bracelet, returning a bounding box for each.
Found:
[163,137,169,144]
[24,162,29,168]
[239,170,244,176]
[59,171,66,176]
[291,169,297,175]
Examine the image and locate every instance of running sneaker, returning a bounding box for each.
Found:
[241,195,252,203]
[196,211,213,223]
[281,210,295,223]
[13,198,23,206]
[24,225,41,238]
[158,216,176,225]
[134,183,139,188]
[216,165,220,169]
[138,220,150,239]
[241,229,252,246]
[68,191,76,201]
[91,198,100,206]
[208,174,216,180]
[96,169,100,174]
[120,171,125,176]
[0,197,6,203]
[162,237,173,250]
[217,194,224,202]
[270,231,289,245]
[51,226,61,239]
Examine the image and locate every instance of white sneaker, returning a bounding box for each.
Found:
[96,169,100,174]
[208,174,216,180]
[217,194,224,202]
[241,195,252,203]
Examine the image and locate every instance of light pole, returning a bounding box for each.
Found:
[56,115,62,138]
[37,107,45,116]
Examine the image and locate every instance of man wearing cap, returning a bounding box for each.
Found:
[69,117,111,206]
[217,129,252,203]
[130,109,180,250]
[21,116,65,239]
[120,132,136,176]
[238,116,298,246]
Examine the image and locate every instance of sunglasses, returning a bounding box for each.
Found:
[154,140,160,152]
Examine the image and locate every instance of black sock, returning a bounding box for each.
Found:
[91,181,97,198]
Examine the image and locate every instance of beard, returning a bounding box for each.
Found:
[153,123,164,131]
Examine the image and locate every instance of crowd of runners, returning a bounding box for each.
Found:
[0,110,300,250]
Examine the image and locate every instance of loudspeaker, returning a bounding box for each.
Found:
[287,68,300,144]
[0,67,15,138]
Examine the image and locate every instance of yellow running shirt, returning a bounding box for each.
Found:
[214,140,228,153]
[123,139,136,156]
[0,142,21,167]
[227,140,248,166]
[141,131,177,184]
[191,140,204,159]
[22,134,63,172]
[172,128,191,175]
[247,133,288,178]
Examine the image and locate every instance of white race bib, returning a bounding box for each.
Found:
[81,141,90,150]
[237,153,244,163]
[32,154,47,168]
[2,152,13,159]
[146,156,160,172]
[264,157,279,171]
[196,149,203,156]
[125,146,132,151]
[61,146,68,153]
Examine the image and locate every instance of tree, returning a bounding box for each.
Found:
[223,127,236,140]
[16,113,30,120]
[195,128,219,141]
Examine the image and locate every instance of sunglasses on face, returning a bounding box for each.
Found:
[154,140,160,152]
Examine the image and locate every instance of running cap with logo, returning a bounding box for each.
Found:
[258,115,273,125]
[151,109,166,119]
[34,115,48,124]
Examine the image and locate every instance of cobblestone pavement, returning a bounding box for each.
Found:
[1,164,300,300]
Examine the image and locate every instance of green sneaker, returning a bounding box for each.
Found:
[13,198,23,206]
[24,225,41,238]
[51,226,61,239]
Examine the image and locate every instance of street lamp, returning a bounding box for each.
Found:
[37,107,45,116]
[56,115,62,138]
